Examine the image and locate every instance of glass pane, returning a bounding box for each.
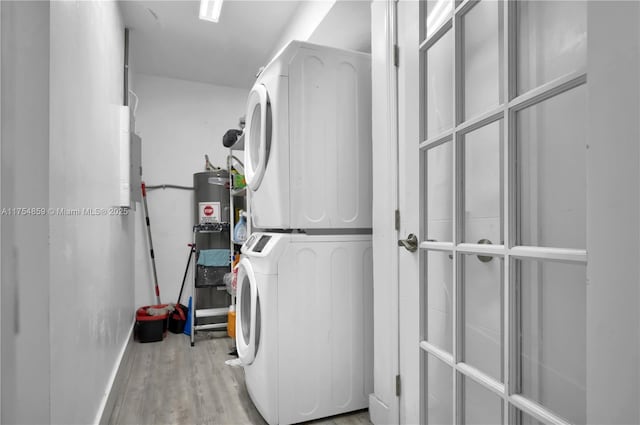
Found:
[240,273,251,343]
[462,255,502,381]
[462,0,502,120]
[249,102,262,171]
[425,352,453,424]
[463,121,502,244]
[514,407,545,425]
[517,1,586,94]
[426,141,453,242]
[517,85,586,249]
[518,259,586,425]
[426,31,454,138]
[426,251,453,353]
[463,376,502,425]
[425,0,453,39]
[255,294,261,352]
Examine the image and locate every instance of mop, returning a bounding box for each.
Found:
[141,182,162,305]
[134,184,171,342]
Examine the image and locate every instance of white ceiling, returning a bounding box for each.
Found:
[120,0,303,89]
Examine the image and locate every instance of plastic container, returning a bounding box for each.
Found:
[233,211,248,244]
[227,305,236,339]
[232,173,246,190]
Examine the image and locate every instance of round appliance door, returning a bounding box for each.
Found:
[236,257,261,365]
[244,83,272,191]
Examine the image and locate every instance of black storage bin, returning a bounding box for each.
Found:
[168,304,188,334]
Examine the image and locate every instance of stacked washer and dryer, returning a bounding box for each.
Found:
[235,41,373,425]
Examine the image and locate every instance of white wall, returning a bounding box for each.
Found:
[268,0,336,60]
[49,2,134,424]
[269,0,371,63]
[309,0,371,53]
[1,2,50,423]
[133,74,247,307]
[586,2,640,423]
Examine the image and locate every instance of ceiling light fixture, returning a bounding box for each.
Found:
[199,0,223,23]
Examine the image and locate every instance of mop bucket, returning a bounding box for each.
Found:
[135,304,170,343]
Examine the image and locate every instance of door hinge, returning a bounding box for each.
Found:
[396,374,401,397]
[393,44,400,67]
[395,209,400,231]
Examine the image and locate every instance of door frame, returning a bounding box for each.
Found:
[396,1,421,423]
[0,3,3,419]
[369,0,401,423]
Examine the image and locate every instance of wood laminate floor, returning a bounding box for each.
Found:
[109,331,371,425]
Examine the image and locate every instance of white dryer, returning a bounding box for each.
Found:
[235,232,373,425]
[244,41,372,231]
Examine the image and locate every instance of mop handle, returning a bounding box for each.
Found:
[141,182,161,305]
[177,243,195,305]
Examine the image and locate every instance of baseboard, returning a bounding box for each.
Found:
[369,394,392,424]
[94,320,135,425]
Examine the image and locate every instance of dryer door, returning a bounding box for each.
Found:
[236,257,261,365]
[244,83,272,191]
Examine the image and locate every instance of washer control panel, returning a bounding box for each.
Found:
[241,232,279,255]
[252,235,272,252]
[243,233,260,252]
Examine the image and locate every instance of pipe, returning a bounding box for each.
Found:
[146,184,194,191]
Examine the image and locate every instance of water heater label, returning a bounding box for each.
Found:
[199,201,221,224]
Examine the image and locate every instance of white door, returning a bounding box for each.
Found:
[236,258,261,365]
[244,84,272,191]
[396,1,640,424]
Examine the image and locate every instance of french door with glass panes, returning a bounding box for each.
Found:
[403,0,589,423]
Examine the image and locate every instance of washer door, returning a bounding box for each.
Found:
[244,83,272,191]
[236,257,261,365]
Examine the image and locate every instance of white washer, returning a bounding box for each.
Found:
[236,232,373,425]
[244,41,372,230]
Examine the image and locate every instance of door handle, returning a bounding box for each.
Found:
[476,238,494,263]
[398,233,418,252]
